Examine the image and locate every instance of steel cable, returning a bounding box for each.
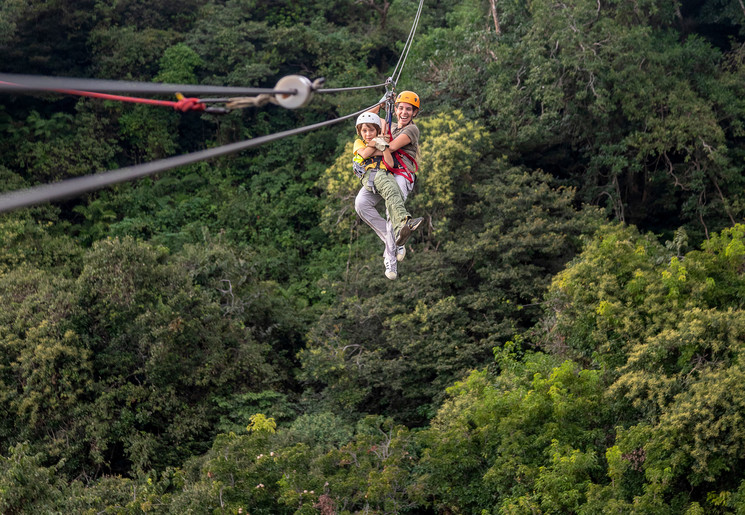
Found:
[390,0,426,87]
[0,73,296,96]
[0,104,379,213]
[315,82,389,94]
[0,2,426,212]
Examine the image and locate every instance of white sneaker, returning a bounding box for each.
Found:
[396,245,406,262]
[384,256,398,280]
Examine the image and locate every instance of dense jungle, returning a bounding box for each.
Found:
[3,0,745,512]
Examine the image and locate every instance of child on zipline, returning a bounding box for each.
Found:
[353,110,423,280]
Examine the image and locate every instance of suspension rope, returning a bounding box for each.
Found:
[0,104,380,213]
[22,87,225,113]
[389,0,426,87]
[0,0,425,108]
[0,73,393,112]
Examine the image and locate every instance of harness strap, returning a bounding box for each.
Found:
[367,170,377,192]
[389,149,417,183]
[362,155,386,170]
[361,155,387,193]
[386,122,418,184]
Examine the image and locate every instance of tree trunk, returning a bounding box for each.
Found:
[490,0,501,34]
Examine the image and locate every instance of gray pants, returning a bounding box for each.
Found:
[355,172,416,264]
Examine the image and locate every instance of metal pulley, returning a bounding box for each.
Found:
[274,75,314,109]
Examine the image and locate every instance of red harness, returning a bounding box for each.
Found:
[387,127,418,183]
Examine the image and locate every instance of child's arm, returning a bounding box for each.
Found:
[355,145,380,159]
[353,137,381,160]
[359,136,393,168]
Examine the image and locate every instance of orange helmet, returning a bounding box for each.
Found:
[395,91,420,109]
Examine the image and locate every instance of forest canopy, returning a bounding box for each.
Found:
[3,0,745,513]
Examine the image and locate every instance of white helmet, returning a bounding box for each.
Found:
[356,112,382,129]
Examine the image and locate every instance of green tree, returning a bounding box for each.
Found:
[75,236,276,475]
[409,0,745,238]
[543,223,745,511]
[415,350,608,514]
[304,113,601,424]
[0,0,23,48]
[0,443,66,514]
[0,235,293,479]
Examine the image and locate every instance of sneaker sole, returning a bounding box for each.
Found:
[395,225,411,246]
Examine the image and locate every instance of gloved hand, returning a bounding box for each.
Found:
[372,136,389,151]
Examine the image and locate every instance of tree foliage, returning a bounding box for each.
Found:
[535,223,745,511]
[3,0,745,512]
[303,110,600,425]
[0,235,296,479]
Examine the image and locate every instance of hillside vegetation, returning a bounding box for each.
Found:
[2,0,745,513]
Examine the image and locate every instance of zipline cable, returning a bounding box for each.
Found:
[315,82,389,94]
[0,73,295,97]
[0,104,379,214]
[21,87,226,113]
[0,0,425,105]
[393,0,425,85]
[0,73,391,97]
[389,0,426,87]
[0,2,426,213]
[0,73,391,112]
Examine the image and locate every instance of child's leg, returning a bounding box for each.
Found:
[354,186,388,244]
[372,172,410,237]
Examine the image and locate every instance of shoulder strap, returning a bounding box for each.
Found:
[386,124,418,182]
[385,149,416,183]
[394,149,418,173]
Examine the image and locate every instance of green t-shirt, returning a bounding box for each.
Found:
[391,122,419,172]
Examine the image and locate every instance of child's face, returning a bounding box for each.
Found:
[359,123,379,142]
[395,102,417,126]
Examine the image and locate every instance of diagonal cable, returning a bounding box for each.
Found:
[393,0,425,85]
[0,1,428,213]
[0,105,378,214]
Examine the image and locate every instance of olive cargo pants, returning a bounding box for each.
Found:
[355,168,415,263]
